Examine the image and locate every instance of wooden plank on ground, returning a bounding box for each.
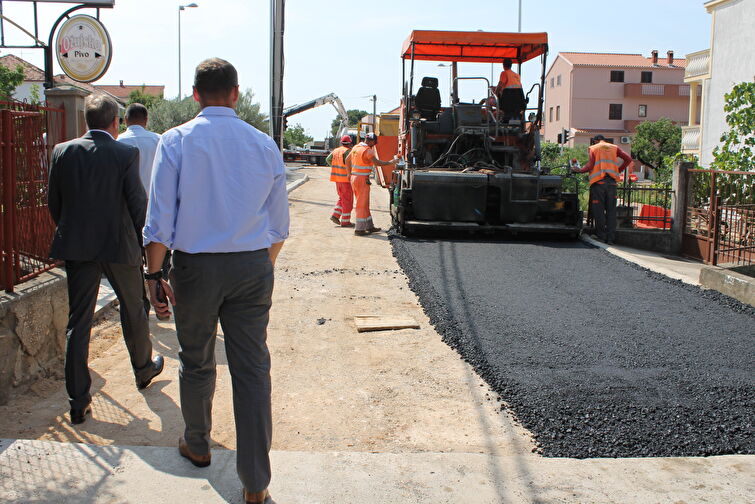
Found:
[354,315,420,333]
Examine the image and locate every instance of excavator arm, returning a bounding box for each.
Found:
[282,93,350,137]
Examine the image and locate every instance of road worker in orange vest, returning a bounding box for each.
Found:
[494,58,522,96]
[572,135,633,245]
[326,135,355,227]
[494,58,523,121]
[345,132,398,236]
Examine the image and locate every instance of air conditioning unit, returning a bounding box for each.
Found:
[620,136,631,144]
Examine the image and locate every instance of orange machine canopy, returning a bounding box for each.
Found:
[401,30,548,64]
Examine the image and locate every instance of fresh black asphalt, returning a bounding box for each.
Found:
[391,235,755,458]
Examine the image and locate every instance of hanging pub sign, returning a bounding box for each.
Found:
[55,14,112,83]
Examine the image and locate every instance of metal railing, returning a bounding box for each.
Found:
[684,169,755,266]
[617,184,673,229]
[0,101,65,292]
[586,183,673,231]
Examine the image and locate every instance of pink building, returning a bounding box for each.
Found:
[543,51,694,149]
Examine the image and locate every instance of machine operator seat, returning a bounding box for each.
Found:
[499,87,527,122]
[415,77,441,120]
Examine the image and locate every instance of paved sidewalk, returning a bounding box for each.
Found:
[581,234,704,285]
[2,438,752,504]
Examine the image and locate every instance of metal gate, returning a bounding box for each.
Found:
[683,168,755,266]
[0,101,65,292]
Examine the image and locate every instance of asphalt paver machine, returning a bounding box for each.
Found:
[390,30,582,236]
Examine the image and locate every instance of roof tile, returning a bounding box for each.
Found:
[560,52,687,69]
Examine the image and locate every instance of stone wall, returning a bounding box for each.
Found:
[0,269,68,405]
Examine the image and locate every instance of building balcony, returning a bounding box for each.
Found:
[681,125,701,154]
[624,83,696,98]
[685,49,710,82]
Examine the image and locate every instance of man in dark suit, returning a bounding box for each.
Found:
[48,94,164,425]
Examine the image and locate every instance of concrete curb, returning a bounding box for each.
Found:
[579,234,700,286]
[286,174,309,193]
[699,266,755,307]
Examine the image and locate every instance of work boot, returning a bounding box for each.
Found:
[329,215,340,225]
[340,222,355,228]
[366,226,382,234]
[354,230,368,236]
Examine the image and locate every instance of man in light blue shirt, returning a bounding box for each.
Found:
[143,58,288,504]
[117,103,161,192]
[119,103,166,320]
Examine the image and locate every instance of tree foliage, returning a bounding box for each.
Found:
[540,142,589,171]
[331,109,368,136]
[29,84,41,105]
[0,63,26,101]
[147,88,267,134]
[711,81,755,173]
[147,97,199,133]
[283,123,313,149]
[235,89,267,132]
[631,118,681,184]
[127,85,163,109]
[541,142,590,209]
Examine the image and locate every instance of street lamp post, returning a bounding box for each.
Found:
[178,3,198,99]
[518,0,522,32]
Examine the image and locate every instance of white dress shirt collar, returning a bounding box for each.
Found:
[198,106,238,118]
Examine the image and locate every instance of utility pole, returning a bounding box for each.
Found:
[270,0,285,149]
[371,94,376,134]
[178,3,199,99]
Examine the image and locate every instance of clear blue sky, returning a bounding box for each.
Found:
[0,0,712,139]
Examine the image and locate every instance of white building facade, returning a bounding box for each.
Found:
[682,0,755,166]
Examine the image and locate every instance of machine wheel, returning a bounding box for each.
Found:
[397,207,407,236]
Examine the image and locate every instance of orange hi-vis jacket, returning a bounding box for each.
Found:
[500,69,522,89]
[330,146,350,182]
[349,143,375,176]
[588,141,623,185]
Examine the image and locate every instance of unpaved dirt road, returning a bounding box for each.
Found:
[0,166,752,503]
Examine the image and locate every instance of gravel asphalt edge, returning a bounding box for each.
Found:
[390,234,754,458]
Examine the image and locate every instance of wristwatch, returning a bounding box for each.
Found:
[144,271,164,281]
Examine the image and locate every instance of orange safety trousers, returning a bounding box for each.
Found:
[332,181,354,225]
[350,174,373,231]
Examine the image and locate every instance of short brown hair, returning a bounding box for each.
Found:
[125,103,148,123]
[194,58,238,99]
[85,94,119,130]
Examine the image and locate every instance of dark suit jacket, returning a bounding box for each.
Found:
[48,130,147,265]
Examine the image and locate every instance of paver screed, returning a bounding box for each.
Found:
[392,235,755,458]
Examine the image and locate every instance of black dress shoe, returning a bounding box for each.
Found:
[136,355,165,390]
[70,404,92,425]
